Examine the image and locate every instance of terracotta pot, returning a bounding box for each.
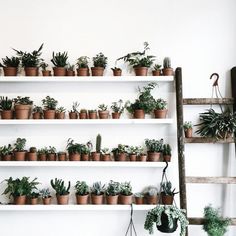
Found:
[58,153,67,161]
[81,153,89,161]
[32,112,42,119]
[30,197,38,205]
[2,154,12,161]
[66,70,75,76]
[152,70,161,76]
[77,68,89,76]
[112,112,121,119]
[56,112,65,119]
[69,153,81,161]
[14,104,31,119]
[43,110,56,119]
[91,194,104,204]
[14,195,27,205]
[146,195,158,204]
[25,67,38,76]
[14,151,26,161]
[98,111,109,119]
[163,155,171,162]
[53,67,66,76]
[112,69,122,76]
[101,154,111,161]
[42,70,51,76]
[56,194,69,205]
[147,152,161,162]
[47,153,57,161]
[162,68,174,76]
[134,109,145,119]
[161,193,174,205]
[184,128,192,138]
[91,67,104,76]
[43,197,51,205]
[89,111,97,119]
[91,152,100,161]
[76,194,89,204]
[27,152,37,161]
[79,112,87,119]
[38,154,47,161]
[69,112,78,119]
[135,197,144,205]
[115,153,126,161]
[106,195,119,205]
[154,109,168,119]
[3,67,17,76]
[129,154,137,161]
[138,154,147,162]
[119,195,133,205]
[134,67,148,76]
[1,110,13,119]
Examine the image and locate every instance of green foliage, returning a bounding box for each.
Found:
[30,191,39,199]
[91,181,105,195]
[42,96,58,110]
[47,146,56,154]
[81,141,93,155]
[112,144,129,156]
[92,53,107,68]
[155,98,167,110]
[40,62,48,71]
[14,96,33,105]
[96,134,102,153]
[67,63,74,71]
[134,192,144,198]
[50,178,70,195]
[76,56,89,68]
[145,138,163,152]
[0,96,13,110]
[153,64,162,71]
[51,51,68,67]
[128,146,143,155]
[144,186,158,196]
[13,44,43,67]
[0,56,20,68]
[3,177,39,197]
[195,108,236,139]
[203,205,231,236]
[39,188,51,198]
[66,138,83,154]
[163,57,172,69]
[144,205,188,236]
[120,182,132,196]
[70,101,80,113]
[38,147,48,155]
[106,180,120,196]
[101,148,110,155]
[111,99,124,113]
[98,104,108,111]
[183,121,192,130]
[14,138,26,152]
[0,144,13,156]
[32,105,43,113]
[161,181,178,196]
[163,144,171,155]
[75,181,89,195]
[56,106,66,113]
[111,67,121,71]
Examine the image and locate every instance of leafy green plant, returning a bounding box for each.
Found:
[0,144,13,156]
[75,181,89,195]
[91,181,105,195]
[120,182,132,196]
[111,99,125,113]
[112,144,129,156]
[145,139,163,153]
[56,106,66,113]
[51,52,68,67]
[0,96,13,110]
[163,144,171,156]
[143,186,158,196]
[106,180,120,196]
[40,62,48,71]
[154,98,167,110]
[50,178,70,195]
[48,146,56,154]
[13,96,33,105]
[101,148,110,155]
[0,56,20,68]
[134,192,144,198]
[67,63,74,71]
[13,44,43,67]
[42,96,58,110]
[111,67,121,71]
[81,141,93,155]
[70,101,80,113]
[38,147,48,155]
[96,134,102,153]
[183,121,192,130]
[98,104,108,111]
[39,188,51,198]
[32,105,43,114]
[128,146,143,155]
[66,138,83,154]
[153,64,162,71]
[88,109,97,113]
[92,53,107,68]
[30,191,39,199]
[76,56,89,68]
[161,181,178,196]
[163,57,172,69]
[203,205,231,236]
[144,205,188,236]
[14,138,26,152]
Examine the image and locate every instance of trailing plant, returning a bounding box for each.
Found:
[66,138,83,154]
[14,138,26,152]
[106,180,120,196]
[50,178,71,195]
[91,181,105,195]
[13,96,33,105]
[111,99,125,113]
[40,62,49,71]
[163,57,172,69]
[56,106,66,113]
[92,53,107,68]
[112,144,129,156]
[203,205,231,236]
[161,181,178,196]
[145,139,164,153]
[75,181,90,196]
[70,101,80,113]
[0,56,20,68]
[120,182,132,196]
[162,144,171,156]
[0,96,13,110]
[42,96,58,110]
[153,64,162,71]
[81,141,93,155]
[96,134,102,153]
[51,51,68,67]
[39,188,51,198]
[154,98,167,110]
[76,56,89,68]
[98,104,108,111]
[47,146,56,154]
[32,105,43,114]
[183,121,192,130]
[0,144,13,156]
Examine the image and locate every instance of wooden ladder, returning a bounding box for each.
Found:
[175,67,236,234]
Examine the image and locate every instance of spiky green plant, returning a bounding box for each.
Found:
[51,52,68,67]
[70,101,80,113]
[96,134,102,153]
[163,57,171,69]
[0,96,13,110]
[153,64,162,71]
[0,56,20,68]
[163,144,171,155]
[66,138,83,154]
[50,178,70,195]
[91,181,105,195]
[161,181,178,196]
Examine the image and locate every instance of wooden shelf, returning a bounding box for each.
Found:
[183,98,234,105]
[186,177,236,184]
[184,137,235,144]
[189,217,236,225]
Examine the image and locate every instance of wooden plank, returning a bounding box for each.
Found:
[231,67,236,111]
[186,177,236,184]
[189,217,236,225]
[184,137,235,144]
[183,98,234,105]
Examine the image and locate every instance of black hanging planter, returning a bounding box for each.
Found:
[156,212,178,233]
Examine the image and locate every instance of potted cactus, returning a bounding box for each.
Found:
[0,56,20,76]
[144,186,159,204]
[91,181,105,204]
[88,109,97,119]
[163,144,172,162]
[51,51,68,76]
[162,57,173,76]
[66,138,83,161]
[76,56,90,76]
[40,188,52,205]
[81,141,92,161]
[13,138,27,161]
[152,64,162,76]
[111,67,122,76]
[128,146,143,162]
[91,134,101,161]
[56,106,66,119]
[91,53,107,76]
[57,151,67,161]
[51,178,70,205]
[66,64,75,76]
[145,138,163,162]
[79,109,88,119]
[101,148,111,161]
[38,147,48,161]
[119,182,133,205]
[183,121,193,138]
[32,106,43,119]
[27,147,37,161]
[47,146,57,161]
[0,96,13,119]
[134,192,144,205]
[112,144,128,161]
[160,181,178,205]
[110,99,125,119]
[98,104,109,119]
[75,181,90,204]
[154,98,168,119]
[13,96,33,119]
[105,180,120,205]
[42,96,58,119]
[69,101,79,119]
[40,62,51,76]
[0,144,13,161]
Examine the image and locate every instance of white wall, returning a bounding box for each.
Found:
[0,0,236,235]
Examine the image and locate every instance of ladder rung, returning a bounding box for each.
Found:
[189,217,236,225]
[183,98,234,105]
[184,137,235,144]
[186,177,236,184]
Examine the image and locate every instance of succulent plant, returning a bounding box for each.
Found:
[75,181,89,196]
[0,56,20,68]
[145,139,163,153]
[163,57,172,69]
[161,181,178,196]
[120,182,132,196]
[163,144,172,156]
[183,121,193,130]
[92,53,107,68]
[155,98,167,110]
[14,138,26,152]
[51,51,68,67]
[39,188,51,198]
[105,180,120,196]
[91,181,105,195]
[96,134,102,153]
[110,99,125,113]
[0,144,13,156]
[98,104,108,111]
[0,96,13,111]
[76,56,89,68]
[50,178,70,195]
[70,101,80,113]
[42,96,58,110]
[14,96,33,105]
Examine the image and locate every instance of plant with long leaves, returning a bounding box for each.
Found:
[0,96,13,110]
[51,51,68,67]
[0,56,20,68]
[50,178,70,195]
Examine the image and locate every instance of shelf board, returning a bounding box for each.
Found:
[0,204,155,211]
[0,161,166,168]
[189,217,236,225]
[0,76,174,83]
[184,137,235,143]
[186,176,236,184]
[183,98,234,105]
[0,119,174,125]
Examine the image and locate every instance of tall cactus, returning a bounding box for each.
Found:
[163,57,171,69]
[96,134,102,153]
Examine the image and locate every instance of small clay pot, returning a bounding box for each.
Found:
[91,194,104,204]
[58,152,67,161]
[89,111,97,119]
[129,154,137,162]
[161,193,174,205]
[91,152,100,161]
[69,153,81,161]
[47,153,57,161]
[162,68,174,76]
[98,111,109,119]
[112,69,122,76]
[115,153,126,161]
[43,110,56,119]
[119,195,133,205]
[101,154,111,161]
[56,112,65,119]
[56,194,69,205]
[91,67,104,76]
[184,128,193,138]
[146,195,158,205]
[138,154,147,162]
[154,109,168,119]
[79,112,87,119]
[69,112,78,119]
[106,195,119,205]
[43,197,52,205]
[53,67,66,76]
[14,151,26,161]
[42,70,51,76]
[66,70,75,76]
[25,67,38,76]
[152,70,161,76]
[135,197,144,205]
[77,68,90,76]
[76,194,89,204]
[1,110,13,119]
[27,152,37,161]
[3,67,17,76]
[14,195,27,205]
[32,112,42,119]
[112,112,121,119]
[14,104,31,119]
[81,153,89,161]
[134,109,145,119]
[163,155,171,162]
[2,154,12,161]
[147,152,161,162]
[30,197,38,205]
[38,154,47,161]
[134,67,148,76]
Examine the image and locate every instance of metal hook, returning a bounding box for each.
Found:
[163,161,169,173]
[130,204,133,217]
[210,73,219,87]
